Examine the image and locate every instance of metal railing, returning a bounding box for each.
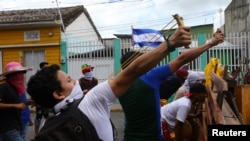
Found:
[66,32,250,83]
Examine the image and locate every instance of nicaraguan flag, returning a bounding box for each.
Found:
[133,28,165,48]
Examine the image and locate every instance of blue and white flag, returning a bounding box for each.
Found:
[133,28,165,48]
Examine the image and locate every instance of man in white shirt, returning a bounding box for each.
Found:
[161,82,207,141]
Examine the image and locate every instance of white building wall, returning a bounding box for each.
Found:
[224,0,250,35]
[64,13,99,41]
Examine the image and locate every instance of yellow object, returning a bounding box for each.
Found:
[160,99,168,106]
[204,58,224,86]
[170,132,175,139]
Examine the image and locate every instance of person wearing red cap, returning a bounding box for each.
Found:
[79,64,98,94]
[0,61,33,141]
[161,82,207,141]
[176,69,189,80]
[173,71,205,101]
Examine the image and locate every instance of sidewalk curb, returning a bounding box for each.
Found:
[111,104,123,112]
[111,108,123,112]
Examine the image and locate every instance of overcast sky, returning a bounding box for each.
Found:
[0,0,232,38]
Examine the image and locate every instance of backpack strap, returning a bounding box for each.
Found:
[70,98,103,141]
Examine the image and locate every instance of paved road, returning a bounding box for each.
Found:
[111,111,125,141]
[26,111,125,141]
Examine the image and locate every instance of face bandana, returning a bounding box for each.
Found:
[54,80,84,113]
[7,73,25,96]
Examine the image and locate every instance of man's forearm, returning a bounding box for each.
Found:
[178,42,213,65]
[110,41,170,97]
[0,103,15,109]
[174,122,183,141]
[169,29,224,72]
[131,41,169,76]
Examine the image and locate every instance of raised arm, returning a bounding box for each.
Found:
[110,26,191,97]
[169,29,224,73]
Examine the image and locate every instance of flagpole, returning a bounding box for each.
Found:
[131,25,134,50]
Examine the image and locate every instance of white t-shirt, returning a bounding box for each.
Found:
[78,80,117,141]
[161,96,191,131]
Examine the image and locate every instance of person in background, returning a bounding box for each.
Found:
[159,68,189,104]
[173,71,205,101]
[172,71,206,141]
[225,66,241,96]
[0,61,33,141]
[20,93,33,141]
[26,26,192,141]
[39,62,49,69]
[118,29,224,141]
[30,62,50,141]
[79,64,117,140]
[161,82,207,141]
[79,64,98,94]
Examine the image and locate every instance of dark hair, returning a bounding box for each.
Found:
[27,64,62,108]
[189,82,207,94]
[120,51,143,69]
[160,75,184,99]
[39,62,49,69]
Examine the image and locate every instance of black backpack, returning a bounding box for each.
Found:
[34,97,117,141]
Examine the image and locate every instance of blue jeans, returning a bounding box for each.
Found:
[0,129,24,141]
[20,122,29,141]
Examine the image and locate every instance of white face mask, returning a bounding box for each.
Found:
[83,71,93,80]
[54,80,83,113]
[69,80,83,99]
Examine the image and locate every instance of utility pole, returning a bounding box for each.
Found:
[219,8,223,28]
[54,0,67,73]
[55,0,66,41]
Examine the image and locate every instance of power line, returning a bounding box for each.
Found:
[0,0,235,37]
